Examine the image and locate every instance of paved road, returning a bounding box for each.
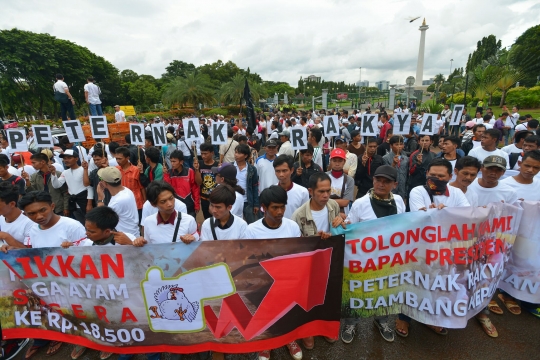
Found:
[12,299,540,360]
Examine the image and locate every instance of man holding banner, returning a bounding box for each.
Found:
[342,165,406,343]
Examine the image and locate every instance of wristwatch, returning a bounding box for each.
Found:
[97,200,104,203]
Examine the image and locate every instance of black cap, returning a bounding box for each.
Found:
[374,165,397,181]
[211,163,237,180]
[266,139,278,147]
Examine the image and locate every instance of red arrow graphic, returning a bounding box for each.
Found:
[204,248,332,340]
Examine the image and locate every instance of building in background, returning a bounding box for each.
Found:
[375,81,390,91]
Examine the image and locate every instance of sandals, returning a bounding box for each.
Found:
[46,341,63,356]
[476,316,498,338]
[99,351,114,359]
[426,324,448,336]
[25,345,42,359]
[71,345,87,359]
[498,294,521,315]
[488,300,503,315]
[395,319,409,337]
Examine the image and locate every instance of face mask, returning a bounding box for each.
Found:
[426,176,449,195]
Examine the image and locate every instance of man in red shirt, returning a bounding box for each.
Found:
[114,147,146,223]
[163,149,200,218]
[379,113,392,141]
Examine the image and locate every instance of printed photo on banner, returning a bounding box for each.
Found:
[63,120,86,143]
[31,125,54,147]
[324,115,340,137]
[129,123,146,146]
[89,116,109,139]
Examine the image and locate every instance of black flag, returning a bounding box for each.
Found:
[243,79,257,130]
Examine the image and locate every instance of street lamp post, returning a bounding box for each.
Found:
[450,59,453,77]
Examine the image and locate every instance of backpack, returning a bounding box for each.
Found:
[461,139,473,156]
[509,152,521,170]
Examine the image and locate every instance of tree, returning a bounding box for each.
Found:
[0,28,119,119]
[161,72,215,108]
[161,60,196,82]
[497,69,523,106]
[219,74,266,106]
[466,35,502,72]
[509,25,540,87]
[128,79,159,108]
[266,82,296,98]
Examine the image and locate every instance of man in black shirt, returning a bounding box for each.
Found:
[195,143,218,219]
[355,138,384,198]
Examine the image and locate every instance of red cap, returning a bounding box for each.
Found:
[233,126,239,132]
[330,148,347,160]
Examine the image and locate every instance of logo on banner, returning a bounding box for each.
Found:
[141,264,235,333]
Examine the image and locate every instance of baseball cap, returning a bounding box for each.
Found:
[211,163,237,180]
[97,166,122,183]
[374,165,398,181]
[41,149,53,159]
[483,155,507,170]
[278,129,290,137]
[334,135,348,143]
[59,149,78,158]
[330,148,347,160]
[233,126,239,132]
[266,139,278,147]
[342,119,350,124]
[465,121,476,128]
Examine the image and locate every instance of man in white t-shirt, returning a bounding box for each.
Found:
[449,156,481,207]
[136,181,199,246]
[277,129,294,157]
[468,129,510,169]
[2,190,86,357]
[467,155,518,206]
[256,139,279,194]
[96,167,140,237]
[114,105,126,123]
[0,183,34,247]
[409,158,470,211]
[84,76,102,116]
[501,150,540,201]
[344,165,405,343]
[245,185,303,360]
[273,155,309,219]
[200,184,247,241]
[53,73,76,121]
[501,130,534,156]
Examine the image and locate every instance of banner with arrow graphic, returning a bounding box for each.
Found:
[0,236,344,354]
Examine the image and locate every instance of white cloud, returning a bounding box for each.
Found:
[0,0,538,86]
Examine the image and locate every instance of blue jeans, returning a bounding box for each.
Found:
[243,202,260,224]
[118,353,160,360]
[184,155,194,169]
[89,103,103,116]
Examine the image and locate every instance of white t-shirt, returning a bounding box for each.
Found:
[200,215,248,241]
[141,198,187,224]
[245,217,301,239]
[346,193,406,224]
[235,163,248,202]
[409,185,470,212]
[506,112,520,127]
[256,155,278,194]
[142,211,199,244]
[312,146,323,169]
[472,140,482,149]
[0,213,34,245]
[435,119,444,133]
[281,183,310,219]
[500,176,540,201]
[51,167,89,195]
[467,178,518,206]
[115,110,126,123]
[26,216,86,248]
[501,144,521,155]
[232,191,244,218]
[311,207,330,233]
[463,188,479,207]
[84,83,101,104]
[108,188,140,237]
[467,147,510,169]
[53,80,68,93]
[515,123,527,132]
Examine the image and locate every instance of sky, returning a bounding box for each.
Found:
[1,0,539,87]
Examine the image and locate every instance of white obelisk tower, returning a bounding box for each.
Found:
[415,18,429,88]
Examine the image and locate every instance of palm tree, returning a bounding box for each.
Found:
[433,74,445,103]
[219,74,267,106]
[161,72,215,108]
[497,69,523,107]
